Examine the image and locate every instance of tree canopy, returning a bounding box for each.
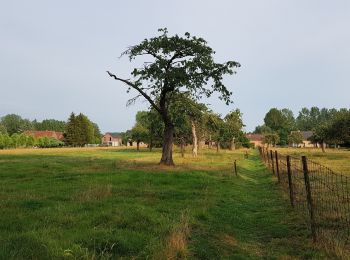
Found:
[65,113,100,146]
[1,114,33,135]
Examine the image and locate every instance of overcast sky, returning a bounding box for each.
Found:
[1,1,349,133]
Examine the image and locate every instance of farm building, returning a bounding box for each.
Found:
[126,140,148,148]
[290,130,318,148]
[24,130,64,141]
[246,134,264,148]
[102,133,122,146]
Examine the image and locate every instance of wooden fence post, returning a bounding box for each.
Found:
[270,150,275,175]
[286,155,294,207]
[234,160,237,176]
[302,156,317,242]
[274,151,280,182]
[262,147,266,162]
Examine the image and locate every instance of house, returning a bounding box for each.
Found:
[290,130,317,148]
[102,133,122,146]
[24,130,64,141]
[126,140,148,148]
[246,134,264,148]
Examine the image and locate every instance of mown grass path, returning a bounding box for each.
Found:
[0,148,330,259]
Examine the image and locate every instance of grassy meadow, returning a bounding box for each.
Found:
[273,147,350,174]
[0,147,331,259]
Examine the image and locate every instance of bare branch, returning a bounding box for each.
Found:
[126,95,141,107]
[106,71,161,114]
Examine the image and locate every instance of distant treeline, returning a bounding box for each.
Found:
[0,113,102,148]
[254,107,350,147]
[0,133,64,149]
[0,114,66,135]
[123,94,250,154]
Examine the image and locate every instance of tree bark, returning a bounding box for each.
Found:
[180,138,185,158]
[137,141,140,151]
[321,142,325,153]
[209,135,212,149]
[230,137,235,151]
[191,120,198,157]
[160,123,175,166]
[149,137,153,152]
[216,141,220,152]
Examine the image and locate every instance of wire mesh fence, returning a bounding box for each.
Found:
[258,147,350,255]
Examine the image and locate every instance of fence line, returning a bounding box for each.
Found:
[258,146,350,255]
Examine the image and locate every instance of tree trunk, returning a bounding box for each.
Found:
[191,120,198,157]
[216,141,220,152]
[160,123,175,166]
[137,141,140,151]
[230,137,235,151]
[180,138,185,158]
[149,138,153,152]
[321,142,325,153]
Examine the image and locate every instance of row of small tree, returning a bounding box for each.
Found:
[255,107,350,149]
[0,133,64,149]
[0,112,102,148]
[126,94,249,155]
[0,114,66,135]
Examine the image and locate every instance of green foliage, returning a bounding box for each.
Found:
[1,114,33,135]
[131,123,149,149]
[263,133,280,147]
[33,119,66,132]
[223,109,244,143]
[0,133,63,149]
[288,131,304,146]
[121,130,132,146]
[296,108,350,146]
[296,107,338,131]
[328,112,350,144]
[0,123,7,134]
[129,111,163,148]
[264,108,295,132]
[236,131,252,148]
[263,108,296,145]
[169,93,208,147]
[204,112,224,144]
[120,28,240,106]
[92,123,102,144]
[65,112,100,146]
[253,125,272,134]
[37,137,64,148]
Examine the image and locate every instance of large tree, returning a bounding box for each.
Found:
[263,108,296,145]
[223,109,244,150]
[169,93,208,157]
[107,28,240,165]
[1,114,33,135]
[65,113,98,146]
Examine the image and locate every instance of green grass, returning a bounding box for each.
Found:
[0,147,331,259]
[274,147,350,174]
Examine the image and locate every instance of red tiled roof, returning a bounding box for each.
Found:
[246,134,264,141]
[24,130,64,140]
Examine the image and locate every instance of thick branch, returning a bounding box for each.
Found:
[107,71,161,114]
